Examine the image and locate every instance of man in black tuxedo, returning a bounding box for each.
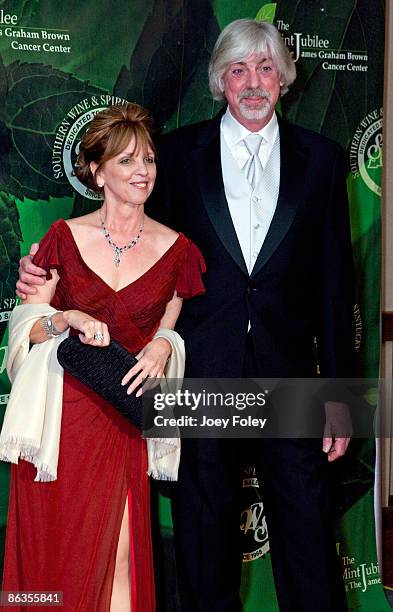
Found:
[149,18,353,612]
[18,19,352,612]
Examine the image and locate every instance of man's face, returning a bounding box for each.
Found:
[221,52,282,131]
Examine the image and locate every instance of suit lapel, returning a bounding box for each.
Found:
[191,117,248,275]
[250,118,309,278]
[189,114,309,278]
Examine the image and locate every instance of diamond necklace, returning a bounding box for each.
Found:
[99,208,144,268]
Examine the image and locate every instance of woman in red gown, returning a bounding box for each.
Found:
[1,103,205,611]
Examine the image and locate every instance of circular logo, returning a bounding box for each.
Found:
[240,466,269,562]
[350,108,383,196]
[52,95,128,200]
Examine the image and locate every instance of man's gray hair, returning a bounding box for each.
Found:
[208,19,296,101]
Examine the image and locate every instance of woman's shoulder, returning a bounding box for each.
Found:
[146,219,203,257]
[37,215,93,255]
[65,212,100,231]
[32,219,68,268]
[146,216,178,237]
[145,216,181,249]
[38,218,67,242]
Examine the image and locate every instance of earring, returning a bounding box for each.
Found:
[97,183,104,188]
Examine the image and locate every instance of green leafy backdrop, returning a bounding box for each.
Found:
[0,1,387,610]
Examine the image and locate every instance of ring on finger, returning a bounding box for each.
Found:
[94,332,104,342]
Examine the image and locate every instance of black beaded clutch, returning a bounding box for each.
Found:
[57,336,142,428]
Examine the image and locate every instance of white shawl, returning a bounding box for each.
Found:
[0,304,68,481]
[146,327,183,480]
[0,305,183,482]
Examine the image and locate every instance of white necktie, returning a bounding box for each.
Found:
[244,133,264,191]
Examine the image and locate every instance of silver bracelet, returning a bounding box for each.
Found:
[41,313,62,338]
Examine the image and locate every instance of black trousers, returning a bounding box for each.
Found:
[171,336,348,612]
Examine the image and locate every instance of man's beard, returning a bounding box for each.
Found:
[238,89,272,121]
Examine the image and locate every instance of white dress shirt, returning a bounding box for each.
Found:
[220,108,280,274]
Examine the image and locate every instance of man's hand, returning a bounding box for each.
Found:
[323,401,352,462]
[16,243,47,299]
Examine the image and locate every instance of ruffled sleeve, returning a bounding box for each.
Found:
[176,239,206,299]
[32,220,62,279]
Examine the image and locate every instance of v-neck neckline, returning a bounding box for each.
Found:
[60,219,182,294]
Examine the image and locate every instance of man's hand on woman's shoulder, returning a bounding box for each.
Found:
[16,242,46,299]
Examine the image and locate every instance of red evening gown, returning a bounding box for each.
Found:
[2,219,205,612]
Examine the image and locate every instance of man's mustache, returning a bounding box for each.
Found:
[238,89,271,101]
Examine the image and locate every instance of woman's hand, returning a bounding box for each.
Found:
[63,310,110,346]
[121,337,172,396]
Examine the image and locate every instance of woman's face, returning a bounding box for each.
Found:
[95,135,156,207]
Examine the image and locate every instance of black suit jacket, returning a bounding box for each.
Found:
[149,113,354,378]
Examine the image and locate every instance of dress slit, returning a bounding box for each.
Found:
[128,488,136,612]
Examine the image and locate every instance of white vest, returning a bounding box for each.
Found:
[221,132,280,274]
